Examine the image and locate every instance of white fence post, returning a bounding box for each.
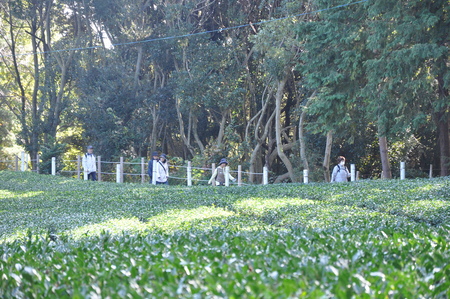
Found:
[211,163,216,187]
[116,164,121,183]
[119,157,124,183]
[51,157,56,175]
[36,154,40,174]
[21,152,26,171]
[400,161,406,180]
[152,160,157,185]
[429,164,433,179]
[238,165,242,187]
[141,158,145,184]
[263,166,268,185]
[187,161,192,186]
[82,153,88,180]
[77,155,81,179]
[351,164,356,182]
[224,166,230,187]
[97,156,102,182]
[303,169,309,184]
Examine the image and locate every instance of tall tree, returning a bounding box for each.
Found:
[252,5,309,182]
[75,0,171,158]
[298,0,399,179]
[1,0,80,167]
[365,0,450,176]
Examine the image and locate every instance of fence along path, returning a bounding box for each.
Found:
[0,152,269,186]
[0,152,437,185]
[65,158,269,186]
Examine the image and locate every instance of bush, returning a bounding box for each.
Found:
[39,141,67,174]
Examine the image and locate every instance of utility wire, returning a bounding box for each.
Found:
[2,0,368,58]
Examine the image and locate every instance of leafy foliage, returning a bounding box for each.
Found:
[38,140,67,175]
[1,171,449,297]
[1,0,449,185]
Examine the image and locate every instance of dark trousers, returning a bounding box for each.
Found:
[156,181,168,185]
[88,172,97,181]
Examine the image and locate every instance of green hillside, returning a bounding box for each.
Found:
[1,171,449,298]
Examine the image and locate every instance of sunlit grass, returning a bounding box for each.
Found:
[146,206,234,233]
[234,198,315,216]
[70,217,148,239]
[0,190,44,199]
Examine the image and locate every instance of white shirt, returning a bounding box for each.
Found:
[82,153,96,173]
[331,164,350,182]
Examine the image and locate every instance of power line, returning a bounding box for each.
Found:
[2,0,368,58]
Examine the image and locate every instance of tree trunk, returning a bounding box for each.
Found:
[436,73,450,177]
[275,76,295,182]
[133,45,143,89]
[30,19,41,170]
[322,130,333,182]
[299,91,316,172]
[46,49,75,139]
[436,113,449,176]
[192,115,205,154]
[7,5,40,169]
[175,98,195,157]
[247,84,275,183]
[248,100,275,183]
[249,143,262,183]
[274,172,290,184]
[149,105,160,152]
[214,111,228,150]
[298,110,308,171]
[379,136,392,179]
[249,109,276,183]
[268,139,296,167]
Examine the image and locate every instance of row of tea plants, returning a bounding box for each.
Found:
[1,171,449,298]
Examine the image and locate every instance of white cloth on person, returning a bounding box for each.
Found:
[331,164,350,182]
[82,153,96,174]
[155,161,169,183]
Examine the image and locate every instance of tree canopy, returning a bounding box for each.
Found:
[1,0,448,181]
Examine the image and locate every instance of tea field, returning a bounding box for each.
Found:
[1,171,449,298]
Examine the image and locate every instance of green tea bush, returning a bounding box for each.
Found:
[0,171,449,298]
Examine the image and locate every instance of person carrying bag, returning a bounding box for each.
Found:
[208,158,236,186]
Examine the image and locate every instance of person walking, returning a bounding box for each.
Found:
[155,153,169,185]
[331,156,351,182]
[208,158,236,186]
[148,151,159,183]
[82,145,97,181]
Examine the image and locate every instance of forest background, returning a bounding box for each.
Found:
[0,0,449,183]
